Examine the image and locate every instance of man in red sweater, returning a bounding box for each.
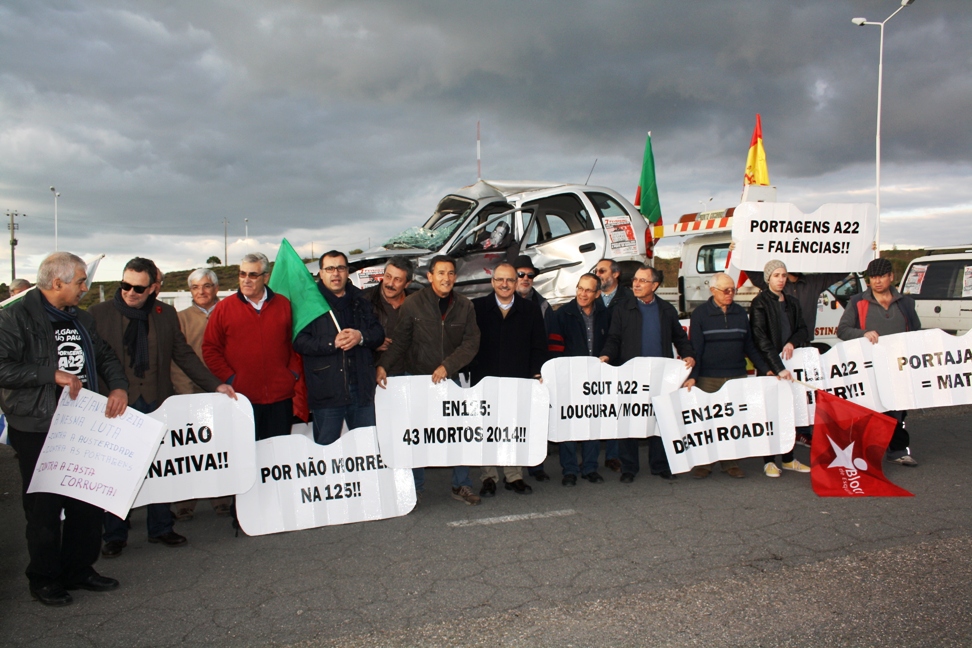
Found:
[203,252,302,439]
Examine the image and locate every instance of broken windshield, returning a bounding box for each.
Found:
[383,195,476,250]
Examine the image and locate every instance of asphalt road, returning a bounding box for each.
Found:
[2,405,971,647]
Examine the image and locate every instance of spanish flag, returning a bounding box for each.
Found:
[743,114,770,186]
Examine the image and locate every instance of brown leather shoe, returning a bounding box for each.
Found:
[690,466,711,479]
[605,458,622,473]
[725,466,746,479]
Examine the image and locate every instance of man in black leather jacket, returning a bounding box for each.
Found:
[0,252,128,606]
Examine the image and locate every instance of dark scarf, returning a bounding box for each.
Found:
[41,296,99,393]
[112,288,156,378]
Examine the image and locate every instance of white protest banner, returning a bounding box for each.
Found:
[132,393,257,507]
[27,388,165,518]
[541,356,690,441]
[730,202,875,274]
[871,329,972,410]
[816,338,886,412]
[236,427,414,536]
[782,347,825,426]
[374,376,548,469]
[654,377,796,473]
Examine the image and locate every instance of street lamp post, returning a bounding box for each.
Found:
[244,218,249,253]
[852,0,916,257]
[50,186,60,251]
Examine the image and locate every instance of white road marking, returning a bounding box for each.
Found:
[447,508,577,528]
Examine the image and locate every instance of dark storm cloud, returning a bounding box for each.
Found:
[0,0,969,278]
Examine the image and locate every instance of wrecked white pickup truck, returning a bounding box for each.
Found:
[343,180,653,305]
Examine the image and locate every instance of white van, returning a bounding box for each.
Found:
[899,247,972,335]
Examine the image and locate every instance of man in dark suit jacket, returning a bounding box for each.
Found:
[470,263,548,497]
[90,257,235,558]
[599,265,695,482]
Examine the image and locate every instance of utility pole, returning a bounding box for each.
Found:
[223,217,229,266]
[7,210,26,284]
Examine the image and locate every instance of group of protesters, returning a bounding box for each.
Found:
[0,247,918,606]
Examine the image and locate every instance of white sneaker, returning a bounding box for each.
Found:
[763,463,781,478]
[781,460,811,473]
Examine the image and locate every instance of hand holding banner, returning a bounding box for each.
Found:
[132,393,257,507]
[654,377,796,473]
[27,388,166,518]
[541,356,690,441]
[236,427,415,536]
[375,376,549,469]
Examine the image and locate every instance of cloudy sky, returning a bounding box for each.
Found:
[1,0,970,282]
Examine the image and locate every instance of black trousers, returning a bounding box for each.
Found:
[9,428,103,588]
[619,436,671,475]
[252,398,294,440]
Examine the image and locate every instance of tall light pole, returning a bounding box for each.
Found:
[852,0,916,257]
[223,217,229,266]
[7,210,26,284]
[50,186,60,251]
[244,218,249,253]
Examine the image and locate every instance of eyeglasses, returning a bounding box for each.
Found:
[517,271,536,279]
[492,277,516,284]
[577,287,598,295]
[238,271,267,280]
[713,287,736,295]
[322,265,349,274]
[190,283,216,291]
[632,278,658,285]
[120,281,151,294]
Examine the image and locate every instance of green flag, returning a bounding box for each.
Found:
[635,131,662,224]
[268,239,330,339]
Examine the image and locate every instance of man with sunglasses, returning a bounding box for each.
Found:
[512,255,553,482]
[599,266,695,482]
[687,272,770,479]
[204,252,303,442]
[294,251,384,446]
[90,257,236,558]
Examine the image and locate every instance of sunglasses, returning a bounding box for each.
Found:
[713,287,736,295]
[517,271,536,279]
[238,271,267,279]
[120,282,151,294]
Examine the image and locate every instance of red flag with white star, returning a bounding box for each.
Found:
[810,390,913,497]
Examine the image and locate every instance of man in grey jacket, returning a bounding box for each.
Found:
[838,257,921,466]
[0,252,129,606]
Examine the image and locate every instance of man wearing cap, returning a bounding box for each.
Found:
[513,255,553,482]
[838,257,921,466]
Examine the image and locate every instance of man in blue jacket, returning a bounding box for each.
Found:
[548,273,610,485]
[599,266,695,482]
[294,250,384,446]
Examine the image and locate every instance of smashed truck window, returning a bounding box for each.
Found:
[384,223,459,251]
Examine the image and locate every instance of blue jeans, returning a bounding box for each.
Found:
[103,397,174,542]
[605,439,619,461]
[311,384,376,446]
[559,441,599,476]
